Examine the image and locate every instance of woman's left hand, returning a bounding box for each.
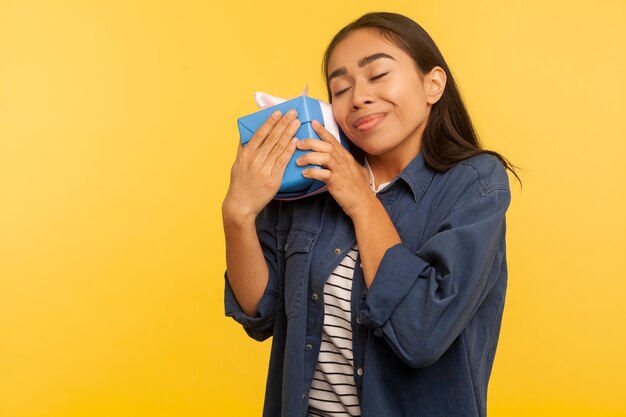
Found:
[296,119,374,218]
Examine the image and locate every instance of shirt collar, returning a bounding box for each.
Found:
[358,152,434,203]
[399,152,435,203]
[364,158,391,194]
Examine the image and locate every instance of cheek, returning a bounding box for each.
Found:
[382,71,425,106]
[403,96,427,117]
[332,106,350,132]
[394,85,428,122]
[380,81,404,102]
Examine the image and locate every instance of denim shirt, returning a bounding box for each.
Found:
[224,151,511,417]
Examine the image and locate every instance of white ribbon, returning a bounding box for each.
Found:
[254,86,309,109]
[253,86,340,142]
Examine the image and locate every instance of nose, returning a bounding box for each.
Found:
[351,79,374,110]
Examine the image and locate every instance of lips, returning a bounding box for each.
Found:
[352,113,386,132]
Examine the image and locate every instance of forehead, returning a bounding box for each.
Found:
[327,28,408,71]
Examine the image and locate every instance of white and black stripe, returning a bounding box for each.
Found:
[307,245,361,417]
[307,160,390,417]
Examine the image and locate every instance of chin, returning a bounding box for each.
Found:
[350,135,395,156]
[354,144,389,157]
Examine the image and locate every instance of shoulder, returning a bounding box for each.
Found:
[425,153,511,219]
[450,152,510,196]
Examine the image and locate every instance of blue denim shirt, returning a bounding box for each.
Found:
[224,151,511,417]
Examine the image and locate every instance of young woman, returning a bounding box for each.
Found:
[222,12,519,417]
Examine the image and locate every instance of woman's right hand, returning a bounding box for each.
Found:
[222,109,301,223]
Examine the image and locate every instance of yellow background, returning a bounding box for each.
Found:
[1,0,625,416]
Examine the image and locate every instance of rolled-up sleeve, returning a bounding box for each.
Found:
[356,186,511,367]
[224,200,284,342]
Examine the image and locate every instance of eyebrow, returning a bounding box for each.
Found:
[328,52,396,82]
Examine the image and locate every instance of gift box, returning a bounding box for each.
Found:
[237,92,349,200]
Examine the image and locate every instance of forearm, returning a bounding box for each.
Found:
[351,194,402,288]
[222,210,270,316]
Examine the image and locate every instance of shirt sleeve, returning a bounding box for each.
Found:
[223,200,285,342]
[356,186,511,367]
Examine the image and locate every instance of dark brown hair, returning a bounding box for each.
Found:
[323,12,521,186]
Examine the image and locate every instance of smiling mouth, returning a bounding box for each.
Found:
[353,113,386,132]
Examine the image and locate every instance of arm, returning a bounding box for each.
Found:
[223,212,270,317]
[351,191,402,289]
[221,109,300,341]
[223,200,285,341]
[353,186,511,367]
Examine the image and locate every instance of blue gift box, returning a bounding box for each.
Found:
[237,95,349,200]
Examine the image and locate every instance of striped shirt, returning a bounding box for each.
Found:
[307,159,390,417]
[307,244,361,417]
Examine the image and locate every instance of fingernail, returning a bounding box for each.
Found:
[312,119,320,128]
[287,109,297,118]
[272,110,282,119]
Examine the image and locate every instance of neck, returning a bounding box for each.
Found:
[366,130,423,188]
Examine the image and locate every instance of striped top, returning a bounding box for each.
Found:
[307,244,361,417]
[307,159,391,417]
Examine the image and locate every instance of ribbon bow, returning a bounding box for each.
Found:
[254,86,309,109]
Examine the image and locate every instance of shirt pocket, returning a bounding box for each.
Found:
[282,227,319,320]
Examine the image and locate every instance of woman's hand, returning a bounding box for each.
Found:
[222,109,301,223]
[296,119,374,218]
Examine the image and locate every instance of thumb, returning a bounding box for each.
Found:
[236,140,243,157]
[359,164,370,184]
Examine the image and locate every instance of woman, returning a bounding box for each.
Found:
[222,12,519,417]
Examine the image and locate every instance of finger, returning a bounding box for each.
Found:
[263,116,300,164]
[311,119,340,146]
[302,166,332,183]
[296,138,333,153]
[296,152,334,170]
[245,110,282,151]
[271,137,299,178]
[256,110,298,159]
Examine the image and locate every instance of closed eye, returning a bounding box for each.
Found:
[332,87,350,98]
[332,72,389,97]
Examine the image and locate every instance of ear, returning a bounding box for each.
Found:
[425,66,447,105]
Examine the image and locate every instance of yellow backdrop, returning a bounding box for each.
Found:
[1,1,625,416]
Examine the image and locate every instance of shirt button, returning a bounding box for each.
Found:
[311,293,318,300]
[301,393,307,401]
[284,243,289,251]
[356,316,362,324]
[357,368,363,376]
[334,247,341,255]
[359,263,363,268]
[305,343,313,350]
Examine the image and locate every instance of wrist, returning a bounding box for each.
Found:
[347,192,381,222]
[222,201,257,228]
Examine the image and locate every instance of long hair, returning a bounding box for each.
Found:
[322,12,522,186]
